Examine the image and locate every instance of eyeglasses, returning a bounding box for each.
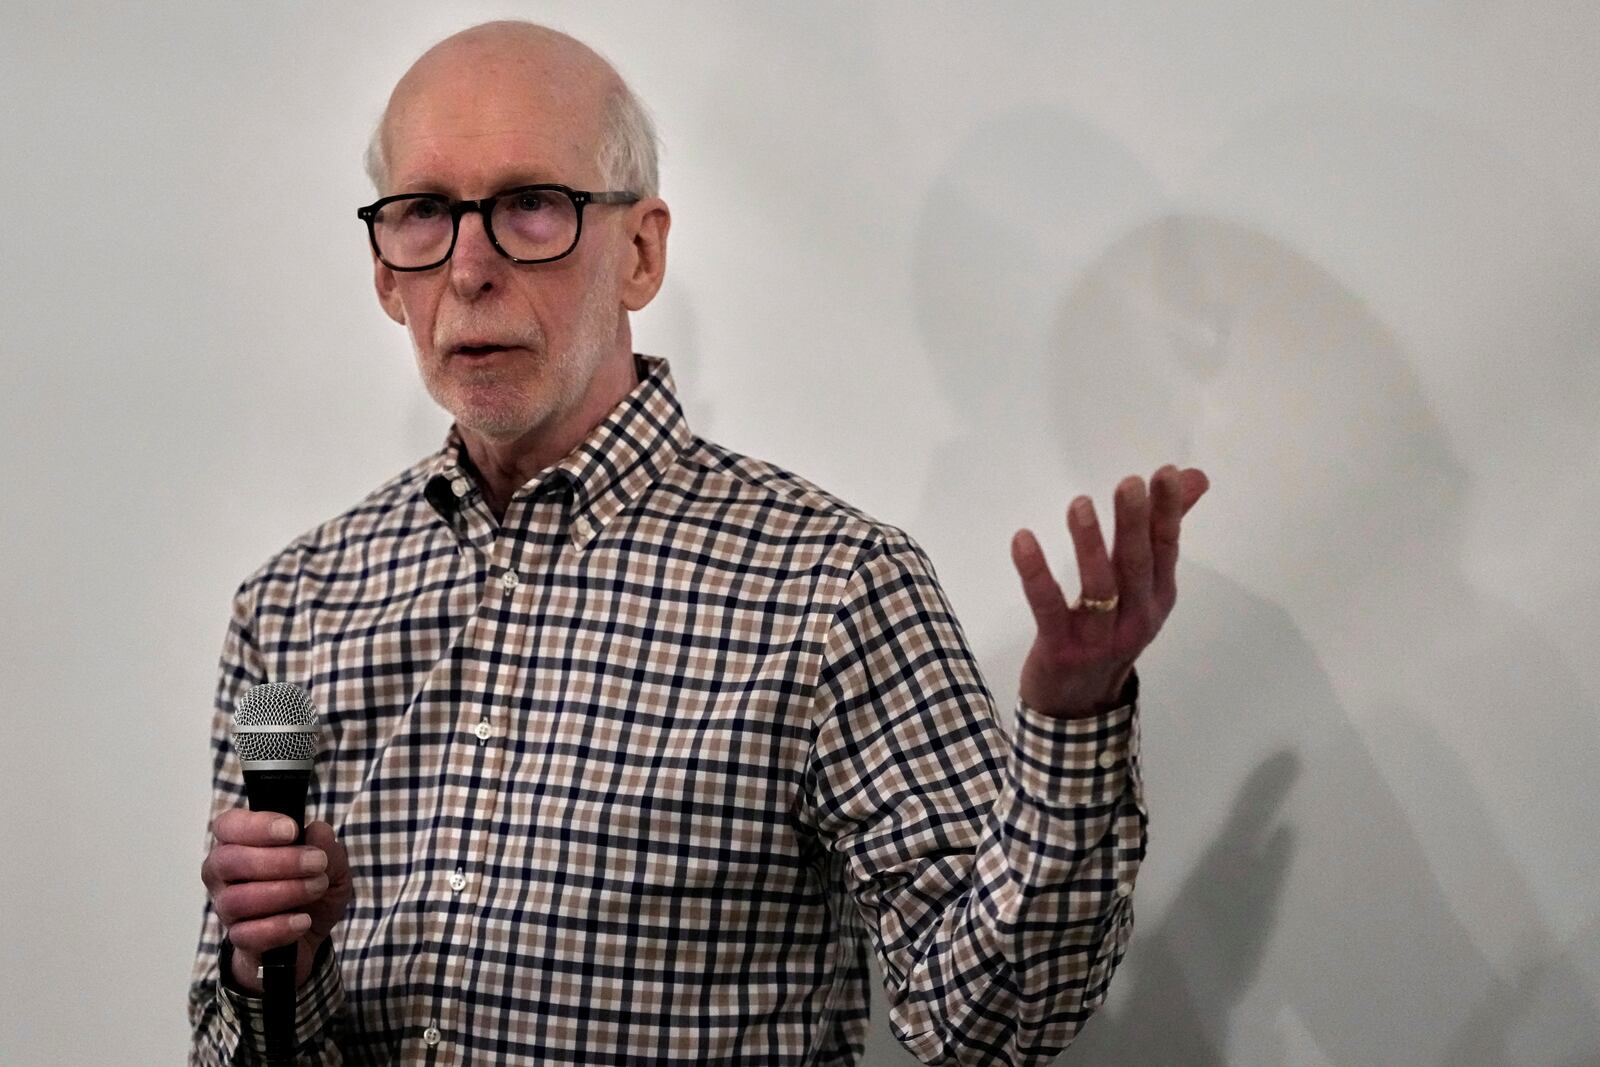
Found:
[356,184,641,271]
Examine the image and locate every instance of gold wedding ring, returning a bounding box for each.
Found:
[1073,594,1120,614]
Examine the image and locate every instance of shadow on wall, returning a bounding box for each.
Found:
[877,98,1600,1066]
[1449,912,1600,1067]
[1046,212,1599,1065]
[1390,707,1600,1067]
[1075,751,1299,1064]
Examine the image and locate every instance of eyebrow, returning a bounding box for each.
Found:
[394,171,568,198]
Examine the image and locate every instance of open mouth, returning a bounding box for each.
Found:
[455,344,511,358]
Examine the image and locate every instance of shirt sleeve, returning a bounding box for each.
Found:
[801,533,1146,1066]
[187,580,348,1066]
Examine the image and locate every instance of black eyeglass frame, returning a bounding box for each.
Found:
[356,184,641,271]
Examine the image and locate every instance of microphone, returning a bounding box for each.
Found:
[232,682,319,1064]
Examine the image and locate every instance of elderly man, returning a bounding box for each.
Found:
[190,20,1206,1066]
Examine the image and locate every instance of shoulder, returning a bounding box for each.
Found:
[676,437,898,533]
[661,436,929,573]
[230,456,438,607]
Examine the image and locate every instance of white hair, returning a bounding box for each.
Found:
[363,69,661,198]
[597,81,660,197]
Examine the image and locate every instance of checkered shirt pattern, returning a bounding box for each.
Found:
[188,356,1146,1066]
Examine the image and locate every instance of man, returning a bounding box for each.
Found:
[191,20,1207,1066]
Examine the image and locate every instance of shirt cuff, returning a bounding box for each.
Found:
[1011,672,1142,810]
[217,937,345,1057]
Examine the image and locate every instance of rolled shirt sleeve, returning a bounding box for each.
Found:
[802,533,1146,1066]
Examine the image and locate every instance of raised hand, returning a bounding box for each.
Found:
[1009,465,1209,718]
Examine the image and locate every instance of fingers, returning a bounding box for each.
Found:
[1010,528,1071,643]
[202,841,328,891]
[1178,467,1210,515]
[203,811,344,955]
[215,871,330,923]
[304,821,353,928]
[304,821,349,889]
[1032,465,1204,653]
[1067,496,1117,646]
[227,911,315,956]
[212,808,299,846]
[1112,476,1154,622]
[1151,465,1183,611]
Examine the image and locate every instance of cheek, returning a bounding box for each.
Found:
[392,285,441,354]
[552,280,616,347]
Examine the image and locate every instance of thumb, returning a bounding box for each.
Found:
[302,821,351,936]
[303,822,348,881]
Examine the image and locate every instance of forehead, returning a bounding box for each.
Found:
[384,60,606,193]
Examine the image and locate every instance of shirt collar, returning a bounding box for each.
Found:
[422,354,693,549]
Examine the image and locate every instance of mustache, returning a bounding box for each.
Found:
[432,317,546,353]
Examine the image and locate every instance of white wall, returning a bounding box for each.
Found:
[3,2,1597,1063]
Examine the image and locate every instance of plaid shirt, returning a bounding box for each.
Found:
[188,356,1146,1066]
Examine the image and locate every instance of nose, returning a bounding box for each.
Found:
[447,207,502,299]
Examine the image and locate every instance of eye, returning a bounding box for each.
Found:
[509,189,557,213]
[402,197,445,221]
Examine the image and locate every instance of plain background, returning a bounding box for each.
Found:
[4,2,1599,1063]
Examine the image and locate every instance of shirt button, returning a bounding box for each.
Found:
[499,570,519,593]
[1097,751,1118,770]
[1116,881,1134,899]
[422,1025,441,1047]
[448,869,467,892]
[450,477,469,498]
[474,720,493,741]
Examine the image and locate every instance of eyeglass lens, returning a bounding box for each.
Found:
[371,188,579,267]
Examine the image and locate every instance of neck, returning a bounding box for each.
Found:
[459,349,639,521]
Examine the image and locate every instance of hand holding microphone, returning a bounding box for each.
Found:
[200,684,351,1001]
[202,811,350,990]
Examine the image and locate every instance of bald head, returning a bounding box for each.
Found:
[361,20,672,475]
[367,21,659,197]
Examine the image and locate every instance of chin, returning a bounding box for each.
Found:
[454,402,549,441]
[430,381,549,442]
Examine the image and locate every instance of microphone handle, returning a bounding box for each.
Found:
[243,768,311,1064]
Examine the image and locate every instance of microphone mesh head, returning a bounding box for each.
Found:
[233,682,318,763]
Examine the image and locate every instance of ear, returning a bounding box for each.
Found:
[619,198,671,312]
[373,252,406,325]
